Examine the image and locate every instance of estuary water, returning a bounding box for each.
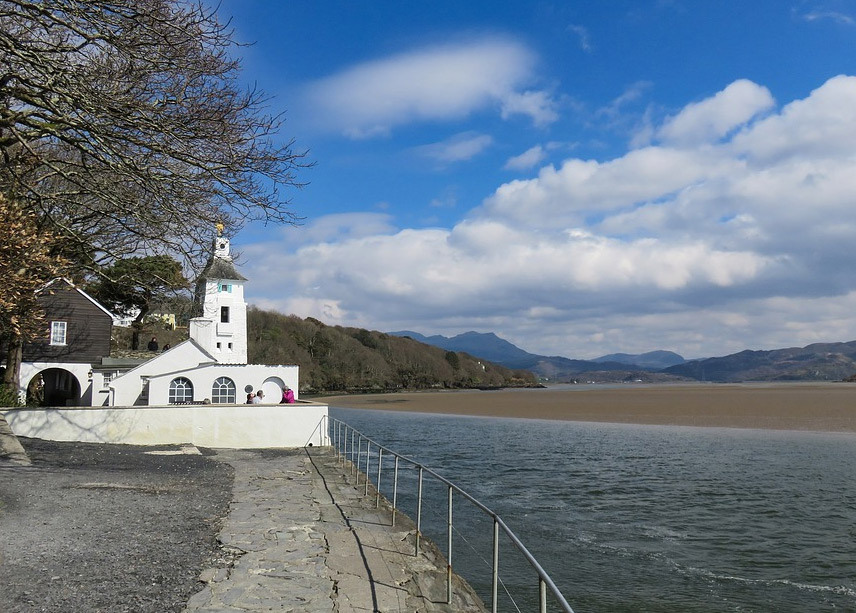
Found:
[328,407,856,612]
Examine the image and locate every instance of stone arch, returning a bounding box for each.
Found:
[27,368,82,407]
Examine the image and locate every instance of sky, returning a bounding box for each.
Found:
[215,0,856,360]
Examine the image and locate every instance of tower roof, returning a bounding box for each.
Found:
[198,256,247,282]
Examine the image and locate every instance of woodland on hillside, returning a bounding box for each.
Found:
[245,308,537,393]
[112,307,538,394]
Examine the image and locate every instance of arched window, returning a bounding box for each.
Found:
[169,378,194,404]
[211,377,236,404]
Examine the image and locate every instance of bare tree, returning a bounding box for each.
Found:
[0,0,308,268]
[0,0,309,388]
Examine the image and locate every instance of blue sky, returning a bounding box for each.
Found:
[216,0,856,359]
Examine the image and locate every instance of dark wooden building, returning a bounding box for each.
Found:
[24,278,113,363]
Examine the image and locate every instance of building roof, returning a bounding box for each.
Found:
[197,256,247,282]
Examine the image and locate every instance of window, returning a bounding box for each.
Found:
[227,342,233,351]
[50,321,67,345]
[169,378,194,403]
[211,377,236,404]
[102,372,113,389]
[216,342,222,351]
[219,284,232,293]
[220,306,230,323]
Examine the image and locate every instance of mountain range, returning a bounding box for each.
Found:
[389,331,856,383]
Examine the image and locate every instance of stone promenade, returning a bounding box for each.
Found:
[184,447,486,613]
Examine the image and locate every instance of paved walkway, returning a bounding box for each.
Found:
[1,413,486,612]
[184,447,487,613]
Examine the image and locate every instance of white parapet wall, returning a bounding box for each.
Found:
[2,401,329,449]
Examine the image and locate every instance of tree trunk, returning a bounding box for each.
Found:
[3,335,23,392]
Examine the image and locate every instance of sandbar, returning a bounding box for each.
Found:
[322,383,856,433]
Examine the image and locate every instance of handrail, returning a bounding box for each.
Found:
[326,416,575,613]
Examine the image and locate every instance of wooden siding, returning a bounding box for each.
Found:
[23,283,112,364]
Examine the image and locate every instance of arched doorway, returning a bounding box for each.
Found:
[261,376,286,404]
[27,368,82,406]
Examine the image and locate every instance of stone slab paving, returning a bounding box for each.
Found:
[0,413,31,466]
[185,447,487,613]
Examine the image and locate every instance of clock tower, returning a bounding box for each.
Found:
[189,227,248,364]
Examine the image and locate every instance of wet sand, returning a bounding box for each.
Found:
[322,383,856,433]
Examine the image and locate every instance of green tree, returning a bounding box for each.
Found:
[89,255,188,349]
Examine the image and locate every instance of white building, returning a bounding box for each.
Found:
[6,229,327,449]
[99,231,297,406]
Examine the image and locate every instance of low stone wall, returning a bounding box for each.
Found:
[1,402,328,449]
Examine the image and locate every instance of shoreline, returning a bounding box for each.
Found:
[321,382,856,433]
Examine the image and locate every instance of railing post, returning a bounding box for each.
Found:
[492,518,499,613]
[356,435,362,484]
[392,456,399,526]
[416,466,423,556]
[447,484,453,605]
[540,578,547,613]
[350,429,356,475]
[376,448,383,508]
[365,441,372,496]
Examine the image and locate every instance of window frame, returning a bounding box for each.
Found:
[50,321,67,346]
[211,376,236,404]
[168,377,194,404]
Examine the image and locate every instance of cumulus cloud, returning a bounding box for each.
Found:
[242,76,856,357]
[303,37,557,137]
[656,79,775,146]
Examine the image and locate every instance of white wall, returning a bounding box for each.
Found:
[3,402,329,449]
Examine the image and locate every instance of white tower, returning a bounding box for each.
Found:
[189,229,248,364]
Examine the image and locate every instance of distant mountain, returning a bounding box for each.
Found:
[593,350,685,370]
[389,331,686,381]
[390,331,856,383]
[662,340,856,382]
[391,330,536,365]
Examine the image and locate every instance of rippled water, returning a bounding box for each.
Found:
[328,407,856,612]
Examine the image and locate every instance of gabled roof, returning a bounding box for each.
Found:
[197,256,247,282]
[39,278,115,319]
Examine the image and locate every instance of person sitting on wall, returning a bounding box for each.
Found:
[246,392,255,404]
[280,386,295,404]
[147,336,159,351]
[162,343,171,351]
[252,390,264,404]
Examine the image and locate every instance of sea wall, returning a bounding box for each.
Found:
[1,401,328,448]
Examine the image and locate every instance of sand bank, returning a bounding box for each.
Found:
[322,383,856,433]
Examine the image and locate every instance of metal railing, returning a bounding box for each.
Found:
[327,416,575,613]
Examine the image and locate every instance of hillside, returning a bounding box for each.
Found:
[389,330,856,383]
[662,341,856,382]
[245,309,538,393]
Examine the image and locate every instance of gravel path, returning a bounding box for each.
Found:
[0,437,234,613]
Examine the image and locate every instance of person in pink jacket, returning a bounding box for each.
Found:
[280,386,295,404]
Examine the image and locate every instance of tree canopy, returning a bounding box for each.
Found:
[0,0,308,268]
[0,0,308,384]
[0,194,67,386]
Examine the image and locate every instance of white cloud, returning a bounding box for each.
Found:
[417,132,493,164]
[504,145,548,171]
[242,76,856,358]
[656,79,774,146]
[303,37,557,137]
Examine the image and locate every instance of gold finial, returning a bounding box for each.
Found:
[216,222,224,236]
